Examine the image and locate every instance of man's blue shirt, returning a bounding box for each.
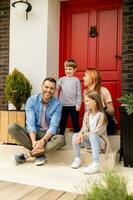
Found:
[25,94,62,135]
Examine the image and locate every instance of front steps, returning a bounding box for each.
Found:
[48,133,120,170]
[0,131,120,170]
[0,134,122,194]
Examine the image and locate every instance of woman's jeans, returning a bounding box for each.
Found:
[72,132,101,162]
[8,123,65,153]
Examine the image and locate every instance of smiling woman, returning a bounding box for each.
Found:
[83,68,117,135]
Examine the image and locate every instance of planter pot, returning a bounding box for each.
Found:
[0,110,25,144]
[120,106,133,167]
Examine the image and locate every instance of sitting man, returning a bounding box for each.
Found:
[8,77,65,166]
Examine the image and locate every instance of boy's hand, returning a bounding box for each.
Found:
[76,105,81,111]
[52,73,57,80]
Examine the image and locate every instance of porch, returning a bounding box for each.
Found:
[0,133,133,199]
[0,181,83,200]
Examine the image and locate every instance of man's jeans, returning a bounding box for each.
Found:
[72,132,101,162]
[8,123,65,153]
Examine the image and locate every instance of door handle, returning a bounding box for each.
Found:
[115,54,122,59]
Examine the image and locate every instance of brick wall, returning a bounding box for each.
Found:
[122,0,133,94]
[0,0,10,110]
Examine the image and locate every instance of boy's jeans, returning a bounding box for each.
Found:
[72,132,101,162]
[8,123,65,153]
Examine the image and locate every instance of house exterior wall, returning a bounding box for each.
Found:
[10,0,59,95]
[47,0,60,77]
[0,0,60,110]
[10,0,48,95]
[122,0,133,94]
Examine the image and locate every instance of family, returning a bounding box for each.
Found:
[8,59,117,174]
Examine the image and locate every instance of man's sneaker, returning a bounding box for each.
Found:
[12,153,27,165]
[71,157,81,169]
[83,162,100,174]
[35,155,46,166]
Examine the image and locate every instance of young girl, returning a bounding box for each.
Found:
[71,92,110,174]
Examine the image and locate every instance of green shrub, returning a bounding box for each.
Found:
[126,195,133,200]
[4,68,32,111]
[84,169,133,200]
[118,93,133,115]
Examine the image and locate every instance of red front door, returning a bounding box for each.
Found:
[60,0,122,127]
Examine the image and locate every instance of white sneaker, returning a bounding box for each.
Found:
[83,162,99,174]
[71,157,81,169]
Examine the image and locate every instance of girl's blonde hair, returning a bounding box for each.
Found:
[85,91,107,124]
[86,68,101,92]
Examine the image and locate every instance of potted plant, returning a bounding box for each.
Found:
[118,93,133,167]
[118,93,133,115]
[0,68,32,144]
[4,68,32,111]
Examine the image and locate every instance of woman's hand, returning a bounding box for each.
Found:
[106,102,115,116]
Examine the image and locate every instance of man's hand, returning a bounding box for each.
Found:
[32,139,45,151]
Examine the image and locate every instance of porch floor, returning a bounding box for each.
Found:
[0,180,83,200]
[0,135,133,197]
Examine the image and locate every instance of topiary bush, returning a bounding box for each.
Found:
[84,169,133,200]
[4,68,32,111]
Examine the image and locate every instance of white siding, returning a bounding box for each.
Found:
[10,0,60,94]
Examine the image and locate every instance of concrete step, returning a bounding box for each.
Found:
[64,131,120,150]
[48,148,118,170]
[47,134,120,170]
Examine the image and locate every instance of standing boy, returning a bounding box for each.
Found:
[57,59,82,135]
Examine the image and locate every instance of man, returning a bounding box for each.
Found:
[8,77,65,166]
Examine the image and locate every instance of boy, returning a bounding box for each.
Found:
[57,59,82,135]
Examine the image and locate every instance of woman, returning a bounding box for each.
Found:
[83,68,117,135]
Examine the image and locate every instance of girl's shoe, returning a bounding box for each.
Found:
[71,157,81,169]
[83,162,99,174]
